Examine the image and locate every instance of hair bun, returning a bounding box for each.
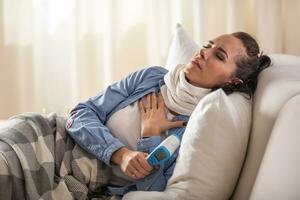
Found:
[258,54,271,70]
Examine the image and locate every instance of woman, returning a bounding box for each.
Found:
[66,32,271,196]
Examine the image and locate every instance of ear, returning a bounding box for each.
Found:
[228,77,243,85]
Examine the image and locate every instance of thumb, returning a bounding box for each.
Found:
[165,120,186,129]
[143,152,148,157]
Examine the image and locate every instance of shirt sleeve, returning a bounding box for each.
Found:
[66,108,126,166]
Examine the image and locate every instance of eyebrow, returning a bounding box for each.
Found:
[209,40,228,59]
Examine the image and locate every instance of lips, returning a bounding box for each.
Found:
[192,60,202,70]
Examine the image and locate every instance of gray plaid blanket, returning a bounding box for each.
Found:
[0,112,118,200]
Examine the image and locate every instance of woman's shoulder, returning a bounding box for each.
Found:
[142,66,168,75]
[129,66,168,82]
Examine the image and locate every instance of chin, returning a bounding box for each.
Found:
[183,67,190,78]
[183,63,193,73]
[184,72,197,85]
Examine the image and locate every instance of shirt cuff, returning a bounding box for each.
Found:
[102,140,126,166]
[137,136,161,153]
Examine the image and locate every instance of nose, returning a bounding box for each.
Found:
[200,48,208,60]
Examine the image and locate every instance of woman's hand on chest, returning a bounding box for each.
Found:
[138,93,185,137]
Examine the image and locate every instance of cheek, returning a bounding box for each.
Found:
[209,64,232,84]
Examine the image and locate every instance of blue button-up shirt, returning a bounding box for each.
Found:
[66,66,189,195]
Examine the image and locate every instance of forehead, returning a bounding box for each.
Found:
[212,34,246,60]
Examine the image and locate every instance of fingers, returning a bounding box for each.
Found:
[124,152,153,180]
[138,99,146,115]
[125,165,142,180]
[140,92,159,112]
[146,93,151,110]
[158,93,164,109]
[131,167,145,179]
[165,120,186,130]
[137,153,153,172]
[131,158,150,178]
[151,93,158,109]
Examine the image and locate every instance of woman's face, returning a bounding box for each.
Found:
[184,34,246,88]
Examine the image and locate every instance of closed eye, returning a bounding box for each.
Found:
[203,41,227,62]
[215,52,225,62]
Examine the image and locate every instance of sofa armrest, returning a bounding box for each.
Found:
[249,94,300,200]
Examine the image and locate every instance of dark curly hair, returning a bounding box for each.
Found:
[212,32,271,99]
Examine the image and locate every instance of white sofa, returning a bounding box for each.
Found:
[231,54,300,200]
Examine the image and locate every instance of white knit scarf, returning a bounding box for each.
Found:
[160,64,210,116]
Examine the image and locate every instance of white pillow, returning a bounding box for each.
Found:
[167,89,251,200]
[123,89,252,200]
[165,24,199,71]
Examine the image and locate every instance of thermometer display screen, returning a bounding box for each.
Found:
[154,151,166,161]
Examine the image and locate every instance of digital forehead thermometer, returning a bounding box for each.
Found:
[146,134,181,166]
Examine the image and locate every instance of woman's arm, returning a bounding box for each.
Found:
[68,107,153,180]
[66,67,167,179]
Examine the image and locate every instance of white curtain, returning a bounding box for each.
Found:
[1,0,300,119]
